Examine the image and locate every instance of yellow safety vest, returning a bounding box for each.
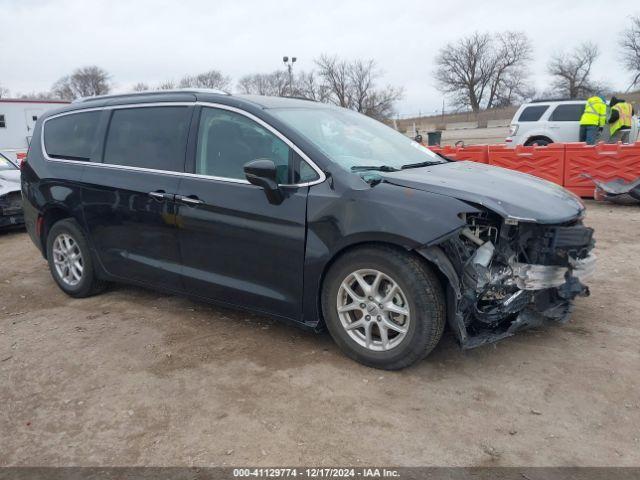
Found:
[580,96,607,127]
[610,102,633,135]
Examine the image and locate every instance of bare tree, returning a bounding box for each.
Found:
[547,42,601,98]
[360,86,404,120]
[315,55,352,107]
[489,32,534,106]
[179,70,231,90]
[131,82,149,92]
[434,31,532,113]
[620,15,640,91]
[156,80,177,90]
[50,78,74,100]
[315,55,404,119]
[51,66,111,100]
[237,71,289,96]
[295,71,330,102]
[237,55,402,119]
[17,91,56,100]
[0,84,8,98]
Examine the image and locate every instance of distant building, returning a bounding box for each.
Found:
[0,99,70,150]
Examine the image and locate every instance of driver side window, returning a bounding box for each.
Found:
[196,107,292,183]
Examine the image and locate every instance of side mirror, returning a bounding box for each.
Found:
[244,159,283,205]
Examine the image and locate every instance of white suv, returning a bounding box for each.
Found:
[505,99,639,146]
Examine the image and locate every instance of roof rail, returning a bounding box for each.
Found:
[279,95,318,102]
[73,88,230,103]
[530,98,586,103]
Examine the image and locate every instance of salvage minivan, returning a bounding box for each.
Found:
[21,90,596,369]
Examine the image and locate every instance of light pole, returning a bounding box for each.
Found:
[283,56,297,96]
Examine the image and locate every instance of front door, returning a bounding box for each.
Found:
[176,106,316,320]
[82,105,193,290]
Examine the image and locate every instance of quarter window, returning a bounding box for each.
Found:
[44,111,100,160]
[195,107,318,183]
[0,114,5,128]
[518,105,549,122]
[103,106,190,172]
[549,104,585,121]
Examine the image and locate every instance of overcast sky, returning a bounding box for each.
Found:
[1,0,638,116]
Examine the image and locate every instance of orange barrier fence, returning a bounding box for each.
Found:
[488,144,564,185]
[429,145,488,164]
[564,142,640,197]
[427,142,640,198]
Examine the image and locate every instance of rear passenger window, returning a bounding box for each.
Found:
[44,111,100,160]
[518,106,548,122]
[549,104,585,121]
[103,107,190,172]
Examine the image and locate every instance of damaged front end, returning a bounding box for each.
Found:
[421,208,596,348]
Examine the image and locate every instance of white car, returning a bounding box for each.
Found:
[505,99,639,146]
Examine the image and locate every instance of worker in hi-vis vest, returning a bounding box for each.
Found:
[608,97,635,144]
[579,95,607,145]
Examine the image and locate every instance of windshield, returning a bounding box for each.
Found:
[0,155,17,171]
[270,107,445,171]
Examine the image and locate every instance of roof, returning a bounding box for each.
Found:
[38,90,329,120]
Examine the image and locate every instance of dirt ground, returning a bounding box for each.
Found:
[1,201,639,467]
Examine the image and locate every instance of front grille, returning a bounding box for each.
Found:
[0,192,22,214]
[520,222,594,265]
[548,225,594,249]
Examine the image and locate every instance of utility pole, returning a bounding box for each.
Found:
[283,56,297,96]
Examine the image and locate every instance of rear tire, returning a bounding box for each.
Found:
[46,218,105,298]
[321,246,445,370]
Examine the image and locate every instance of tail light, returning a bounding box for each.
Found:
[36,216,44,237]
[508,125,519,136]
[17,152,27,169]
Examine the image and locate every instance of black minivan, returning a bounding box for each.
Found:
[22,90,596,369]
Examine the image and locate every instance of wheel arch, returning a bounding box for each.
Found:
[313,240,450,329]
[39,206,74,259]
[524,135,554,146]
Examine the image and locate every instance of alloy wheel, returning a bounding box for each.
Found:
[52,233,84,287]
[336,269,410,351]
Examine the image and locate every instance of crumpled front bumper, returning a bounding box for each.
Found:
[418,222,596,349]
[510,253,596,290]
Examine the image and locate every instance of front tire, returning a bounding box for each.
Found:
[46,218,105,298]
[321,246,445,370]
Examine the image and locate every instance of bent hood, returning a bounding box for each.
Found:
[380,161,584,224]
[0,169,21,195]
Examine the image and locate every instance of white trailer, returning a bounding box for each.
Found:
[0,99,70,150]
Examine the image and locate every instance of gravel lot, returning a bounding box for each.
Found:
[1,201,639,467]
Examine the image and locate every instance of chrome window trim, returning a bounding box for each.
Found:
[41,101,326,187]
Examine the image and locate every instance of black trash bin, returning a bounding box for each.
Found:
[426,131,442,146]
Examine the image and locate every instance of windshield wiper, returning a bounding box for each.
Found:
[350,165,400,172]
[401,160,446,169]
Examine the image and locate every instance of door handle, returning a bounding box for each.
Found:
[177,195,204,206]
[148,190,173,201]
